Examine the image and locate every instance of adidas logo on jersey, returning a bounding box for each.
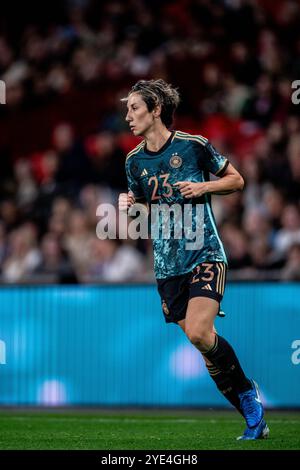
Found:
[201,284,212,291]
[141,169,148,176]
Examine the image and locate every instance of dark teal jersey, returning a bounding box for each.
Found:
[125,130,228,279]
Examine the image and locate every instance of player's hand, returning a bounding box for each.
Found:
[118,191,136,211]
[174,181,209,198]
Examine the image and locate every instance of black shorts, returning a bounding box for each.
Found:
[157,262,227,324]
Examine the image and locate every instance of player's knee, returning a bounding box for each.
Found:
[185,327,212,348]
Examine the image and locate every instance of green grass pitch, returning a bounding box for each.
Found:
[0,410,299,450]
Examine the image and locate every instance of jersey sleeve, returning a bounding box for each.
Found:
[125,158,145,200]
[202,141,229,176]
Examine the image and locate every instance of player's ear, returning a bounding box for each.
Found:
[153,103,161,119]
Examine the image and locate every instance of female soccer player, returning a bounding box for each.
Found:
[118,79,269,440]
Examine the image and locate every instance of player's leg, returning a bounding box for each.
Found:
[184,296,252,394]
[184,297,267,435]
[203,356,243,415]
[178,319,243,414]
[157,268,267,437]
[187,260,267,437]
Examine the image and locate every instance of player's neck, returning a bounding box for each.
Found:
[144,125,171,153]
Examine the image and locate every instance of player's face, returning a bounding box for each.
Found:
[125,92,155,136]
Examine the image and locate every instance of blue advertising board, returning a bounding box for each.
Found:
[0,284,299,407]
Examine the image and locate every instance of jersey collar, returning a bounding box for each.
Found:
[144,130,175,156]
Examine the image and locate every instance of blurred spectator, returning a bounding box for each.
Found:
[262,186,286,231]
[222,74,251,118]
[243,207,273,243]
[64,208,95,279]
[242,74,277,128]
[286,134,300,201]
[0,222,7,269]
[274,205,300,257]
[0,200,20,232]
[230,42,261,86]
[2,224,41,282]
[34,233,78,283]
[281,244,300,281]
[14,159,38,210]
[241,157,265,210]
[86,238,144,282]
[249,237,283,272]
[85,131,127,190]
[220,223,252,269]
[53,122,94,196]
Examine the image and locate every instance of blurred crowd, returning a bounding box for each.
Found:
[1,0,300,283]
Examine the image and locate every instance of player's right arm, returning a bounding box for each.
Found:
[118,191,136,212]
[118,191,149,219]
[121,152,148,212]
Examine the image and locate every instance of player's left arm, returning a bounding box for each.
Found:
[175,163,244,198]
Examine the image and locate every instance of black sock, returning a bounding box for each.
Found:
[202,335,251,393]
[206,364,243,415]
